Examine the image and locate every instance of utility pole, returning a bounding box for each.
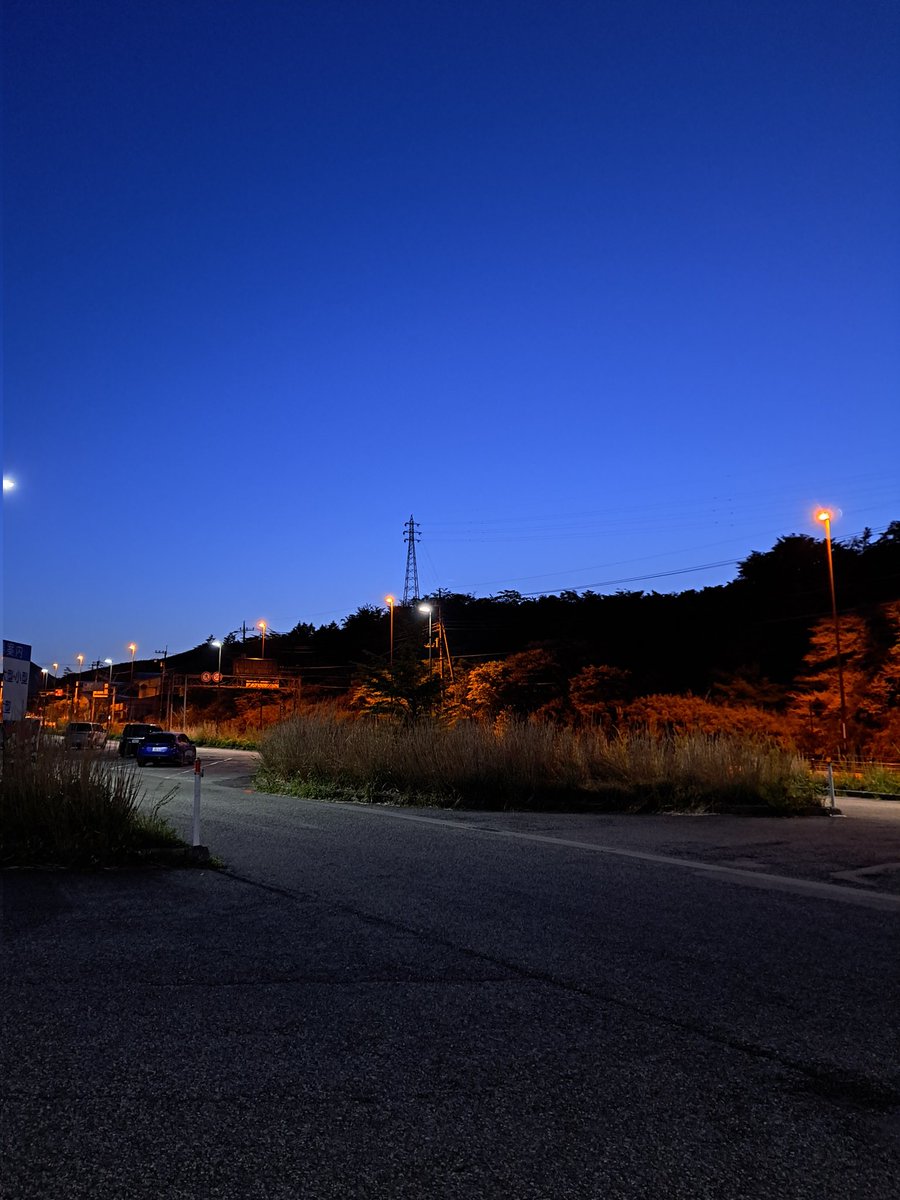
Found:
[403,515,421,605]
[433,588,453,686]
[155,647,168,722]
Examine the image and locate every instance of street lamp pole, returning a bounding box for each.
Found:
[385,596,395,667]
[418,604,433,673]
[257,620,267,658]
[74,654,84,718]
[816,509,848,758]
[128,643,137,682]
[211,640,224,733]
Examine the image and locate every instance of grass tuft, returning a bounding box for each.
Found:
[184,724,261,750]
[831,762,900,795]
[257,715,821,813]
[1,727,187,868]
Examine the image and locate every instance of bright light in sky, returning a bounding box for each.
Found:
[3,1,899,666]
[3,477,15,493]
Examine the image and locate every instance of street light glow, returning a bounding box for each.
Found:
[3,477,15,492]
[816,504,847,756]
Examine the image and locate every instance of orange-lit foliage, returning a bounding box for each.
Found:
[456,649,566,722]
[621,694,790,743]
[787,600,900,757]
[569,665,634,730]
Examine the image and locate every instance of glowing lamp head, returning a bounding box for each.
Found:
[816,509,832,523]
[128,643,137,653]
[211,640,222,649]
[385,594,395,607]
[418,603,432,614]
[104,658,113,665]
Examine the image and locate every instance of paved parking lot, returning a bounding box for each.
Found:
[4,756,899,1198]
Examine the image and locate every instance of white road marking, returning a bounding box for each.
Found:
[830,862,900,888]
[341,806,900,913]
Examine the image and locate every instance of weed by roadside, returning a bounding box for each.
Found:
[830,763,900,796]
[257,715,822,814]
[1,726,193,868]
[184,724,261,750]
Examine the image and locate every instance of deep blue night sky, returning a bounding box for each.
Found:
[4,0,899,670]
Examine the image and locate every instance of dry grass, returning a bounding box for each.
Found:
[258,714,820,813]
[1,727,182,867]
[183,723,261,750]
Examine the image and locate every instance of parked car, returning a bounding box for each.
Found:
[118,723,163,758]
[64,721,107,750]
[135,731,197,767]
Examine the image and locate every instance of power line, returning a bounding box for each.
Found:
[462,524,895,599]
[508,559,741,597]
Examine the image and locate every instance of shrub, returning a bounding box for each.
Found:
[831,762,900,795]
[1,727,183,867]
[621,694,790,742]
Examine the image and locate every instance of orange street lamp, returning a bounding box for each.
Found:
[128,643,137,681]
[816,509,848,757]
[257,620,267,658]
[74,654,85,717]
[385,595,396,666]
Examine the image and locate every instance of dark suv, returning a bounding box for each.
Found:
[119,723,163,758]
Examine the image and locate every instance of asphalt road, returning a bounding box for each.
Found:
[4,748,899,1199]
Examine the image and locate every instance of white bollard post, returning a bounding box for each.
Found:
[192,757,202,846]
[826,760,836,812]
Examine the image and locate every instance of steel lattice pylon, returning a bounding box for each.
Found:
[403,515,421,604]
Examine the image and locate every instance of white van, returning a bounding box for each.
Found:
[64,722,107,750]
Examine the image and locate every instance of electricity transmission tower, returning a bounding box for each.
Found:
[403,515,421,604]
